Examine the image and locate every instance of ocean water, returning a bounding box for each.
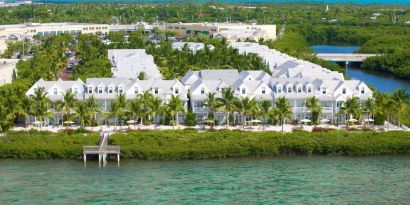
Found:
[1,156,410,204]
[28,0,410,5]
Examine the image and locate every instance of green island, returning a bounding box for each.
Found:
[1,130,410,160]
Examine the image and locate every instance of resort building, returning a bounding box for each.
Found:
[0,58,19,86]
[108,49,162,80]
[0,23,109,38]
[165,22,276,41]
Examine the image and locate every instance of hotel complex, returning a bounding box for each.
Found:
[26,42,373,125]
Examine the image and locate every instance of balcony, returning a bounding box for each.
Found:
[193,107,209,113]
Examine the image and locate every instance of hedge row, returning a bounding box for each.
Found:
[1,130,410,160]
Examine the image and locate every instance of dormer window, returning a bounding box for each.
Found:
[360,87,365,94]
[322,88,327,94]
[98,86,103,94]
[73,88,78,94]
[134,87,138,94]
[108,86,113,94]
[154,88,159,94]
[307,86,312,93]
[262,87,266,94]
[241,88,246,94]
[287,85,292,93]
[342,88,346,95]
[175,88,179,95]
[201,87,205,94]
[277,85,282,93]
[118,86,124,94]
[297,86,302,93]
[88,86,93,94]
[53,88,58,95]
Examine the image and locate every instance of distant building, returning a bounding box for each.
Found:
[0,23,109,38]
[0,58,19,86]
[165,22,276,41]
[171,42,214,53]
[108,49,162,80]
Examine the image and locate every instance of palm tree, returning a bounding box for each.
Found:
[30,87,52,127]
[19,96,33,128]
[149,96,164,129]
[108,100,119,127]
[56,90,77,126]
[274,97,292,132]
[362,98,375,127]
[392,88,410,127]
[306,96,322,125]
[115,93,127,127]
[86,95,101,126]
[128,98,143,126]
[166,95,185,130]
[259,100,272,130]
[340,96,361,129]
[235,97,257,128]
[137,71,147,80]
[74,101,90,127]
[374,93,395,129]
[203,92,219,121]
[217,87,237,128]
[138,90,154,125]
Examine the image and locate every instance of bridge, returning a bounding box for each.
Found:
[316,53,379,62]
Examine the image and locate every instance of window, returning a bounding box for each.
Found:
[53,88,58,95]
[154,88,159,94]
[118,86,123,94]
[262,87,266,94]
[241,88,246,94]
[297,86,302,93]
[307,86,312,93]
[98,86,103,94]
[201,88,205,94]
[360,87,365,94]
[175,88,179,95]
[277,86,282,93]
[88,86,93,94]
[108,86,113,94]
[73,88,78,94]
[322,88,327,94]
[342,88,346,95]
[134,87,138,94]
[287,86,292,93]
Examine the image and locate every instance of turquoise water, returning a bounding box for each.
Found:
[28,0,410,4]
[1,156,410,204]
[311,45,410,93]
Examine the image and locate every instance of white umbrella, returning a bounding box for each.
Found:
[250,119,261,123]
[320,119,330,123]
[33,121,43,125]
[126,120,135,124]
[363,119,374,122]
[301,119,311,123]
[64,121,74,124]
[348,118,358,122]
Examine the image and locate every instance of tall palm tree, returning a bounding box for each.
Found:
[374,93,395,129]
[19,96,33,128]
[362,98,375,127]
[86,95,101,126]
[74,101,90,127]
[138,90,154,125]
[203,92,219,121]
[108,100,119,127]
[217,87,237,128]
[115,93,127,126]
[274,97,292,132]
[149,97,164,129]
[340,96,361,129]
[166,95,185,130]
[259,100,272,130]
[235,97,257,128]
[306,96,322,125]
[56,90,77,126]
[30,87,52,126]
[392,88,410,126]
[128,98,143,125]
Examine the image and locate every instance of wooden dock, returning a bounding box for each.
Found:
[83,132,120,164]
